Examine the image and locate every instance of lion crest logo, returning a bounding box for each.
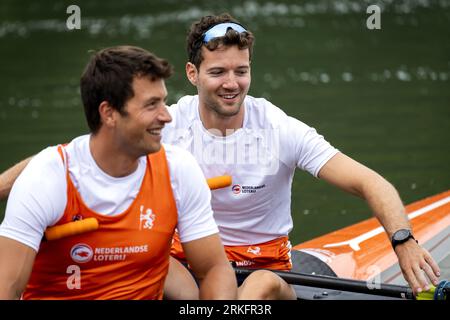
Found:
[139,205,156,230]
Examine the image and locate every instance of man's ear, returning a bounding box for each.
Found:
[98,101,116,128]
[186,62,198,86]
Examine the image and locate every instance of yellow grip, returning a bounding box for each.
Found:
[45,217,99,241]
[206,175,232,190]
[415,285,436,300]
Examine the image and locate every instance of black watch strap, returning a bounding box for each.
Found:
[391,229,418,250]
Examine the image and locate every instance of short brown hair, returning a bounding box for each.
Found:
[80,46,173,133]
[186,13,255,69]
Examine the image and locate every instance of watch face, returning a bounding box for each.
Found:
[394,229,410,241]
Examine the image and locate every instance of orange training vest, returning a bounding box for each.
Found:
[23,145,178,300]
[171,232,292,271]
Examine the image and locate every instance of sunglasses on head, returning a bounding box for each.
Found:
[202,22,247,43]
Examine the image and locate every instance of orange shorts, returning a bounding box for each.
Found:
[171,232,292,271]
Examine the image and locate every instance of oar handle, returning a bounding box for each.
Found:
[45,217,99,241]
[235,268,417,300]
[207,175,232,190]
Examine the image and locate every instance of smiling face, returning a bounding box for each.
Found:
[188,45,251,119]
[114,76,172,157]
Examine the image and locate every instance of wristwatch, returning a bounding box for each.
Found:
[391,229,417,249]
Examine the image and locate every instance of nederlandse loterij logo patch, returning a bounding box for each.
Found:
[70,243,93,263]
[232,184,241,194]
[232,184,266,195]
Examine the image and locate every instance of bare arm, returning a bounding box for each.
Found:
[0,157,33,201]
[163,256,199,300]
[183,233,237,300]
[318,152,440,294]
[318,153,409,235]
[0,236,36,299]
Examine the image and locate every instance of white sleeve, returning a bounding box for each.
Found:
[0,147,67,252]
[165,145,219,243]
[282,116,339,177]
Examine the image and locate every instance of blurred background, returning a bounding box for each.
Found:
[0,0,449,244]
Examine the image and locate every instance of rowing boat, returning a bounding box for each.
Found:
[287,190,450,299]
[43,177,449,299]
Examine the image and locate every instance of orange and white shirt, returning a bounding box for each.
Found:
[0,134,218,299]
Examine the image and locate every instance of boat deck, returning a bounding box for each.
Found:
[289,190,450,300]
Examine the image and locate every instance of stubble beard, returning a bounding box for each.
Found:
[205,94,244,119]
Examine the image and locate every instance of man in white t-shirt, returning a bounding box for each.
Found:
[0,15,441,299]
[164,13,441,299]
[0,46,237,299]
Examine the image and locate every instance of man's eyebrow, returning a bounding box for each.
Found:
[207,65,249,71]
[206,67,225,72]
[143,96,167,104]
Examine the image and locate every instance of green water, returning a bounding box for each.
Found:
[0,0,449,244]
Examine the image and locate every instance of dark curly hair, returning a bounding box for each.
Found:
[186,13,255,69]
[80,46,173,134]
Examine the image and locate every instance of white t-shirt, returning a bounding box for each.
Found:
[0,135,218,252]
[163,95,339,246]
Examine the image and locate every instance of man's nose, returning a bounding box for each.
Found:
[158,105,172,123]
[222,72,239,90]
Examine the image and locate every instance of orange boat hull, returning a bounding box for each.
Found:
[293,190,450,282]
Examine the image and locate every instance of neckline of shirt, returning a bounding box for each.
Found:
[194,96,249,142]
[82,134,146,183]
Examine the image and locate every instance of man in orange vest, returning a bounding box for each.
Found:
[0,46,237,299]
